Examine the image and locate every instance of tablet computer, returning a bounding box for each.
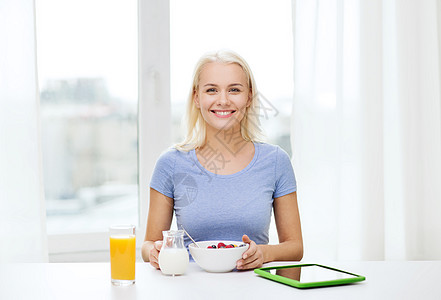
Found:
[254,264,366,289]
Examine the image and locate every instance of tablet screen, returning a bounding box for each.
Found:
[263,265,359,283]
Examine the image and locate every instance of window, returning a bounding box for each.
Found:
[35,0,292,259]
[36,0,138,236]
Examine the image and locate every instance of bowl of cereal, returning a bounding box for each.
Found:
[189,240,249,272]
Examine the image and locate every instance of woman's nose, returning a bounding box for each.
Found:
[217,90,230,105]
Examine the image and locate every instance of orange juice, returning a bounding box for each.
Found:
[110,235,136,280]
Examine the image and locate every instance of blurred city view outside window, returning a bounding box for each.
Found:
[170,0,294,157]
[36,0,138,234]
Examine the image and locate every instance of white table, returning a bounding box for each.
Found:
[0,261,440,299]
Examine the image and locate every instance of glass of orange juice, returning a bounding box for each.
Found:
[109,224,136,286]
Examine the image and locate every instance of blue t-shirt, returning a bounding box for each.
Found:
[150,142,296,250]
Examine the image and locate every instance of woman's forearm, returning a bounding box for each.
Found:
[258,240,303,263]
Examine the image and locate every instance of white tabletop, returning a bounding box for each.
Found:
[0,261,440,300]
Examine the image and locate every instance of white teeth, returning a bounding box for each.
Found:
[214,111,233,116]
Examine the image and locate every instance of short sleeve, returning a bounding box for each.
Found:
[150,149,176,198]
[273,147,297,198]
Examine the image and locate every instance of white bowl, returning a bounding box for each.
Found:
[189,240,249,273]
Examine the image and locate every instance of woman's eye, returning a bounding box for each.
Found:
[230,88,241,93]
[206,88,217,93]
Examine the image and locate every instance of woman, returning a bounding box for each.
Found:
[141,50,303,270]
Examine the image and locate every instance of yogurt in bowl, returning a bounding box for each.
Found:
[189,240,249,273]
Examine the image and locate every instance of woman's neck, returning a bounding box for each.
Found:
[202,124,250,157]
[196,125,255,176]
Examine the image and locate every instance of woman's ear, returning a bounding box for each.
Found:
[246,91,253,107]
[194,90,200,108]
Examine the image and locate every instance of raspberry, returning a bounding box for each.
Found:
[217,242,226,248]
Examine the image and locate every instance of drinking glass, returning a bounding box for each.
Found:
[109,225,136,286]
[158,230,189,276]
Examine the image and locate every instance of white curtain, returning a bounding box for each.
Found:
[0,0,48,262]
[291,0,441,261]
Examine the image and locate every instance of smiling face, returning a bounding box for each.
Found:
[194,62,251,135]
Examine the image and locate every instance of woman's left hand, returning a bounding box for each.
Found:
[236,234,264,270]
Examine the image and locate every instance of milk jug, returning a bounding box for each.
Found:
[158,230,189,275]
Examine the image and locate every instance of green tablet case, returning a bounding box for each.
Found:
[254,263,366,289]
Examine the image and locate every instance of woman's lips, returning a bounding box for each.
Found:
[211,110,236,118]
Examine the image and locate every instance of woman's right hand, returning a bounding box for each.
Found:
[149,241,163,269]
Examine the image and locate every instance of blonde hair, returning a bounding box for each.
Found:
[175,50,264,151]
